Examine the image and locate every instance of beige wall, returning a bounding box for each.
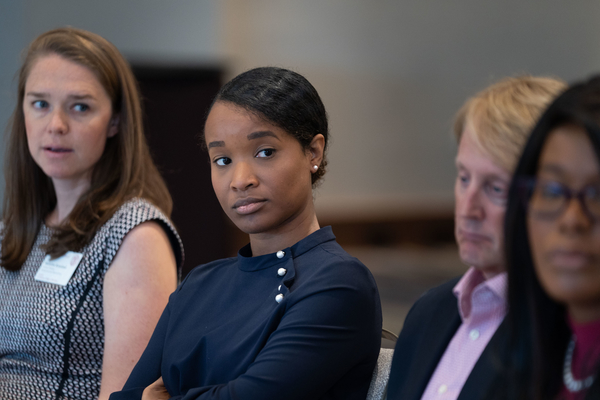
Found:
[220,1,600,219]
[2,1,600,220]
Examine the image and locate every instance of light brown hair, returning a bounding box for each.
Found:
[454,76,567,172]
[2,27,172,271]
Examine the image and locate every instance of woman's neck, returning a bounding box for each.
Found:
[568,304,600,325]
[47,178,91,226]
[249,212,320,257]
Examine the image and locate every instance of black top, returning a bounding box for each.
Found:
[111,226,382,400]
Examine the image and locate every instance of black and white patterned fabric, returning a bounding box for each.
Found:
[0,198,183,400]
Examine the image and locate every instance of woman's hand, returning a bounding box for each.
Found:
[142,377,170,400]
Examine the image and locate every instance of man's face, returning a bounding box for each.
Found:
[454,126,512,279]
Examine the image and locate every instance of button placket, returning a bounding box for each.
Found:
[272,251,296,304]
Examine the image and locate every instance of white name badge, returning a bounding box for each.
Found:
[35,251,83,286]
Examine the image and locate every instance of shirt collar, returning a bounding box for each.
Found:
[453,267,507,320]
[237,226,336,272]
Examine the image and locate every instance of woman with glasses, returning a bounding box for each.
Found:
[496,76,600,399]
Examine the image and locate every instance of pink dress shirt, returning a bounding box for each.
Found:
[420,267,507,400]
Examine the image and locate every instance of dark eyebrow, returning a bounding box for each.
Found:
[207,131,278,149]
[208,141,225,149]
[247,131,279,141]
[539,164,566,176]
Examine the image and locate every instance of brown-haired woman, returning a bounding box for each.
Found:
[0,27,183,400]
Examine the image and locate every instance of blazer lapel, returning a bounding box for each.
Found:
[411,299,462,398]
[394,291,462,400]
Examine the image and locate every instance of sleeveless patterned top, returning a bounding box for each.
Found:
[0,198,183,400]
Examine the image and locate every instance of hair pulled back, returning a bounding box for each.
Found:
[211,67,329,185]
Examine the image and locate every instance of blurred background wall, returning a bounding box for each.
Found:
[3,1,600,221]
[2,0,600,330]
[222,1,600,219]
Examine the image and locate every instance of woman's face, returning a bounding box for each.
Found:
[527,124,600,322]
[205,101,321,237]
[23,53,118,187]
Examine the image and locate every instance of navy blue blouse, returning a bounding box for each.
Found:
[110,226,381,400]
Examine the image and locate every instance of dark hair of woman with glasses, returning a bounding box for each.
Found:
[110,67,382,400]
[494,75,600,400]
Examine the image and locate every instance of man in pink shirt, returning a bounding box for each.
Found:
[387,76,566,400]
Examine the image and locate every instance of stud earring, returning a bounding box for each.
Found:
[313,165,319,171]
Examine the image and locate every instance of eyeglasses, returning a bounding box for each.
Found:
[517,177,600,221]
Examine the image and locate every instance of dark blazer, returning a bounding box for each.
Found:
[387,276,508,400]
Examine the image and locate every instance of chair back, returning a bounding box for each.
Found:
[366,347,395,400]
